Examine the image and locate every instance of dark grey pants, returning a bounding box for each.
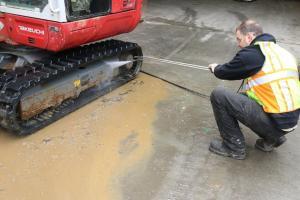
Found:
[210,86,285,152]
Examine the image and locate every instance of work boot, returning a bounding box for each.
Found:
[209,139,246,160]
[255,136,287,152]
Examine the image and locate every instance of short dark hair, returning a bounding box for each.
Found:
[236,20,263,36]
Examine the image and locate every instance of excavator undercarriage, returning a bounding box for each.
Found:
[0,40,142,135]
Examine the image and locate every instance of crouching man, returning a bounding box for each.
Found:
[208,19,300,160]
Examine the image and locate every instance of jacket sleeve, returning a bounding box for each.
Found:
[213,46,265,80]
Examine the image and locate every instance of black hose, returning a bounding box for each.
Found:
[141,70,210,99]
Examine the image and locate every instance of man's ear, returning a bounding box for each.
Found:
[245,34,252,44]
[246,33,255,44]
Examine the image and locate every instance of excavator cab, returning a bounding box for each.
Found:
[0,0,110,19]
[0,0,139,22]
[67,0,110,18]
[0,0,142,51]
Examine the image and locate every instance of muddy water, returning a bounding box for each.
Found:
[0,74,168,200]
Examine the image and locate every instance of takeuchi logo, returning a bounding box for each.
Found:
[18,25,45,35]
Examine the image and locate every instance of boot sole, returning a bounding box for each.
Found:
[255,142,274,152]
[209,146,246,160]
[255,136,287,152]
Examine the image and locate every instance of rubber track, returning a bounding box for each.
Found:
[0,40,142,135]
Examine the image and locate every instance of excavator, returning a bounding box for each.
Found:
[0,0,143,135]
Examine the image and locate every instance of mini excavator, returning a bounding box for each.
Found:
[0,0,143,135]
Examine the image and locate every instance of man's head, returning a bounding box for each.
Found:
[236,20,263,48]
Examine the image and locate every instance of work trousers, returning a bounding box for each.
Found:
[210,86,286,153]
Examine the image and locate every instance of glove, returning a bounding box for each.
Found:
[208,63,218,73]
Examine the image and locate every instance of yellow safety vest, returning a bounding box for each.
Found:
[245,41,300,113]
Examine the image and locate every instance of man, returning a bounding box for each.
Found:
[208,19,300,160]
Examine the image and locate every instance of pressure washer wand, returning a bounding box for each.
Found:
[132,56,211,99]
[134,56,210,71]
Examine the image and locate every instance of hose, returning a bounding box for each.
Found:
[136,56,211,99]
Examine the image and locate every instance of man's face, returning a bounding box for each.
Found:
[236,30,256,48]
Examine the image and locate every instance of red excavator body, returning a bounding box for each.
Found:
[0,0,142,51]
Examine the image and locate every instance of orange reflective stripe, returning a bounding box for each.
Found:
[251,71,265,79]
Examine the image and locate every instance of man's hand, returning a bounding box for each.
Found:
[208,63,219,73]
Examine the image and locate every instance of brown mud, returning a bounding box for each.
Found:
[0,74,168,200]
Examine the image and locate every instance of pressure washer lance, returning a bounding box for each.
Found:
[133,56,245,94]
[134,56,210,72]
[132,56,211,99]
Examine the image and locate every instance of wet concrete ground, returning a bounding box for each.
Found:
[0,75,168,200]
[119,0,300,199]
[1,0,300,199]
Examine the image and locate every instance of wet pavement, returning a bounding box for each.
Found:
[1,0,300,199]
[119,0,300,199]
[0,76,168,200]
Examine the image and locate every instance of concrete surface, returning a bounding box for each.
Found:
[0,0,300,200]
[119,0,300,200]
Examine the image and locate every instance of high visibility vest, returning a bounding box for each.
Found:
[245,41,300,113]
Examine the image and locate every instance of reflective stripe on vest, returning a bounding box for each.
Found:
[245,70,298,90]
[245,41,300,113]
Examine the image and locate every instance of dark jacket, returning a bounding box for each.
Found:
[214,33,300,130]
